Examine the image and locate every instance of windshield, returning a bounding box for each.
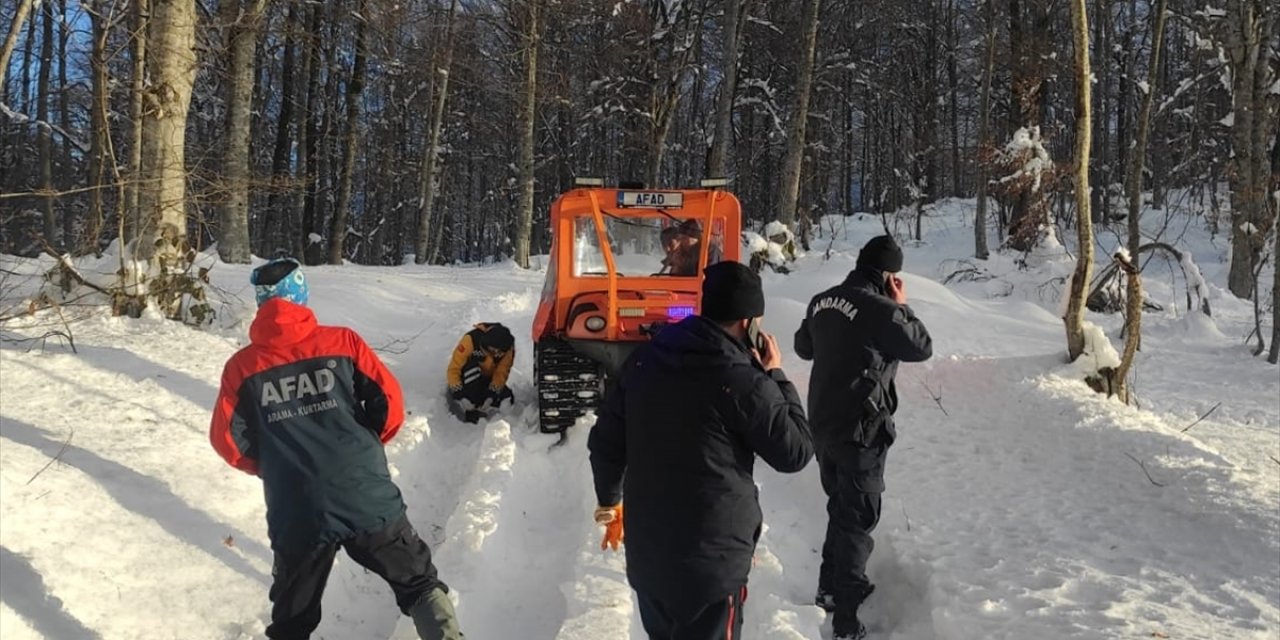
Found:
[572,215,724,278]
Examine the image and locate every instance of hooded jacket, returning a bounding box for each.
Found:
[588,315,812,610]
[210,298,406,552]
[794,267,933,461]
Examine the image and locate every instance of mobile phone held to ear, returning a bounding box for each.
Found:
[747,319,767,352]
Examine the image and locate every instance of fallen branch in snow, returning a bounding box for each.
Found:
[0,329,77,353]
[942,259,996,285]
[1087,242,1210,316]
[39,239,111,297]
[26,429,74,486]
[900,501,912,532]
[372,325,431,355]
[1179,402,1221,433]
[0,289,104,323]
[1123,453,1165,487]
[917,377,949,416]
[1268,455,1279,467]
[49,303,78,353]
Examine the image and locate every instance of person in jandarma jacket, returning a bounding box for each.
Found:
[794,235,933,640]
[210,258,464,640]
[589,260,813,640]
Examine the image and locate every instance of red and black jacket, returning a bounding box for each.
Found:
[210,298,406,552]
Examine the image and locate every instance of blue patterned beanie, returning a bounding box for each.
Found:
[251,258,309,307]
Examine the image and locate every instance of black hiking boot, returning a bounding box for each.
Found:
[833,620,867,640]
[816,583,874,613]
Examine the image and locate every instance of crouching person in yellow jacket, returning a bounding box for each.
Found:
[446,323,515,423]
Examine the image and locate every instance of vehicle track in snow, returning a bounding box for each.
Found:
[312,408,487,640]
[313,284,533,639]
[444,419,594,638]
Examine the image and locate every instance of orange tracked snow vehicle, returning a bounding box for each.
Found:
[531,182,743,433]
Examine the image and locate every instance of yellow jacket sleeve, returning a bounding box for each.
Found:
[490,347,515,390]
[447,335,474,390]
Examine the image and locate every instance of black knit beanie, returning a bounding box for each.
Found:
[478,324,514,351]
[856,235,904,273]
[700,261,765,322]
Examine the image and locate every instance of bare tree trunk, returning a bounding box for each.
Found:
[19,5,35,111]
[87,1,110,253]
[137,0,197,268]
[0,0,34,89]
[646,95,677,188]
[55,0,72,237]
[706,0,742,179]
[974,0,996,260]
[265,1,299,257]
[37,0,56,247]
[513,0,539,269]
[298,4,322,261]
[1271,136,1280,363]
[644,5,705,190]
[1224,0,1276,298]
[415,0,461,264]
[328,2,368,265]
[218,0,268,264]
[777,0,821,227]
[1115,0,1169,402]
[1005,0,1049,246]
[947,0,961,197]
[125,0,149,246]
[1064,0,1095,362]
[57,0,70,176]
[922,2,941,203]
[1270,201,1279,363]
[1091,0,1109,223]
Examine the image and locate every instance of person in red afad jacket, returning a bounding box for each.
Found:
[210,258,465,640]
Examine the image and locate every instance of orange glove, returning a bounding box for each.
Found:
[595,503,624,551]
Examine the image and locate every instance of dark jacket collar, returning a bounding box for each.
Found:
[843,265,888,296]
[648,315,757,371]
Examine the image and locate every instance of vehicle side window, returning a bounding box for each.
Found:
[573,217,607,276]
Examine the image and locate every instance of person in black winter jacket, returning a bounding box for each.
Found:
[794,235,933,640]
[589,261,813,640]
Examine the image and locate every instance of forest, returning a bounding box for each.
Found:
[0,0,1276,355]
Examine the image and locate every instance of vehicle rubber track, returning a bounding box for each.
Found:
[535,339,604,433]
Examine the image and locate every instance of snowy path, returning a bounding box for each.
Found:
[448,423,592,637]
[882,354,1277,639]
[756,258,1279,640]
[1,207,1276,640]
[312,413,485,640]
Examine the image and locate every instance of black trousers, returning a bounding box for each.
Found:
[265,515,448,640]
[636,586,747,640]
[817,445,885,637]
[448,365,514,423]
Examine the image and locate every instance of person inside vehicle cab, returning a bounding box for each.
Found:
[659,220,721,276]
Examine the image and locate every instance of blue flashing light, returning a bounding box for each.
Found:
[667,305,695,320]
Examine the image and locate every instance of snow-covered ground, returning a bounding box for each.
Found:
[1,198,1276,640]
